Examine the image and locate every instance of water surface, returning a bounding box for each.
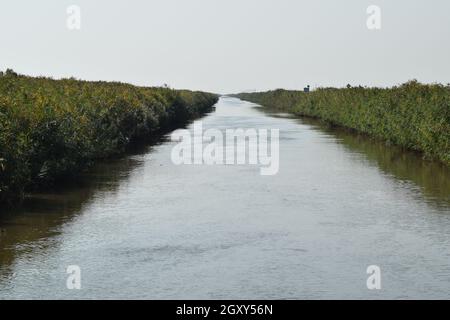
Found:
[0,97,449,299]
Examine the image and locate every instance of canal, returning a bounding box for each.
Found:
[0,97,449,299]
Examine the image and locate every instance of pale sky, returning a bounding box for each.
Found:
[1,0,449,93]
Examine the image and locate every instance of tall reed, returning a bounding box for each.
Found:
[0,70,218,204]
[237,81,450,165]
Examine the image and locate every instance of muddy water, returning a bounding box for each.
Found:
[0,97,449,299]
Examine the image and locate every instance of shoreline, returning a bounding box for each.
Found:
[235,81,450,166]
[0,71,218,206]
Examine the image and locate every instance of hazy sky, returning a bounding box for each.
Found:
[1,0,449,93]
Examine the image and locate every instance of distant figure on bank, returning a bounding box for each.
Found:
[304,85,310,93]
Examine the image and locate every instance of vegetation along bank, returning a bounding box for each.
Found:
[237,81,449,166]
[0,70,218,204]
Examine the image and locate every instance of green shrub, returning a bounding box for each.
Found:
[0,72,218,204]
[237,81,450,165]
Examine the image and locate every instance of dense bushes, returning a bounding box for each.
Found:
[0,71,218,203]
[237,81,450,165]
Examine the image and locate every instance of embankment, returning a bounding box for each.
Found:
[0,70,218,204]
[237,81,449,165]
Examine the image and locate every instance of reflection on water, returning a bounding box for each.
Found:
[0,97,449,299]
[0,141,164,272]
[266,110,450,207]
[303,117,449,207]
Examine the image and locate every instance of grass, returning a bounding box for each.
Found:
[0,70,218,204]
[237,81,450,166]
